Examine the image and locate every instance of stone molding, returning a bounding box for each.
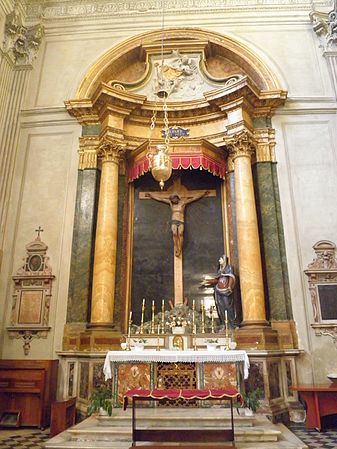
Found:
[3,6,44,66]
[25,0,328,20]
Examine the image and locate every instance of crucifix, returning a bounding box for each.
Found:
[139,177,216,305]
[35,226,44,238]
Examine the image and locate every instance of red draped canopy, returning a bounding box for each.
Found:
[123,388,242,409]
[128,153,226,182]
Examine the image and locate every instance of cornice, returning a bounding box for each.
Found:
[23,0,330,21]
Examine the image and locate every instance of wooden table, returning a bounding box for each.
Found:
[290,384,337,430]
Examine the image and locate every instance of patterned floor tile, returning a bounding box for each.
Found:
[289,423,337,449]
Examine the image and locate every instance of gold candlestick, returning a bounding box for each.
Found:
[211,306,215,334]
[126,311,132,351]
[224,310,229,350]
[161,299,165,334]
[156,324,161,351]
[151,300,155,334]
[193,323,197,351]
[201,300,205,334]
[140,298,145,334]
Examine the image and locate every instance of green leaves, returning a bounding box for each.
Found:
[87,387,113,416]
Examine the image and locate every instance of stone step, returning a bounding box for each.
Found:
[66,426,280,443]
[97,413,254,428]
[44,416,308,449]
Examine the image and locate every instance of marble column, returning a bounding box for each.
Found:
[90,141,124,326]
[227,131,268,327]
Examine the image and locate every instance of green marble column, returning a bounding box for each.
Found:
[67,168,100,322]
[253,162,292,320]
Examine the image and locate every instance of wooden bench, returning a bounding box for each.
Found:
[124,388,241,448]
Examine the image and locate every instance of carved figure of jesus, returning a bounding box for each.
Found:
[140,177,216,304]
[145,189,208,257]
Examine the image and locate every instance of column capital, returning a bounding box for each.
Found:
[253,128,276,162]
[78,136,99,169]
[225,131,256,161]
[3,7,44,66]
[98,139,126,164]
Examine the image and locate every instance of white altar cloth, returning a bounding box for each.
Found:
[103,349,249,381]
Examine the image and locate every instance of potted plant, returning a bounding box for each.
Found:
[239,388,262,416]
[87,387,113,416]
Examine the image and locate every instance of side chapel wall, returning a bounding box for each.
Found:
[0,1,336,385]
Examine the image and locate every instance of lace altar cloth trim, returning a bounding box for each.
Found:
[123,387,242,410]
[103,349,249,380]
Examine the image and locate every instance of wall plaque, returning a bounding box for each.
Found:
[7,228,54,354]
[305,240,337,346]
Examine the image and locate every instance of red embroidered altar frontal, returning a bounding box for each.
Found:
[123,388,241,409]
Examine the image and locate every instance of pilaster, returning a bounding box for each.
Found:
[253,128,293,330]
[310,2,337,98]
[0,5,44,252]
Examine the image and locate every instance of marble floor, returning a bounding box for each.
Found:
[0,423,337,449]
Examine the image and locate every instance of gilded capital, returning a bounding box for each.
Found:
[98,140,126,164]
[253,128,276,162]
[225,131,256,161]
[79,136,99,169]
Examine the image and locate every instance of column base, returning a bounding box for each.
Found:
[235,326,279,350]
[271,320,298,349]
[239,319,270,328]
[62,323,121,351]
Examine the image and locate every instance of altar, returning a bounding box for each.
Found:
[103,349,249,406]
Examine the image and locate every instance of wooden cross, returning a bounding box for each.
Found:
[35,226,44,238]
[140,177,216,304]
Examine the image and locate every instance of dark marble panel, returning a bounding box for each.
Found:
[82,124,101,136]
[67,169,99,322]
[285,360,294,398]
[93,362,113,391]
[68,362,75,397]
[132,173,173,324]
[272,164,293,319]
[131,171,224,324]
[226,172,242,325]
[268,361,281,399]
[245,361,265,398]
[79,362,89,399]
[183,171,224,308]
[253,162,289,320]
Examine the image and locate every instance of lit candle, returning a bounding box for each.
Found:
[142,298,145,308]
[162,299,165,313]
[225,310,228,321]
[129,311,132,322]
